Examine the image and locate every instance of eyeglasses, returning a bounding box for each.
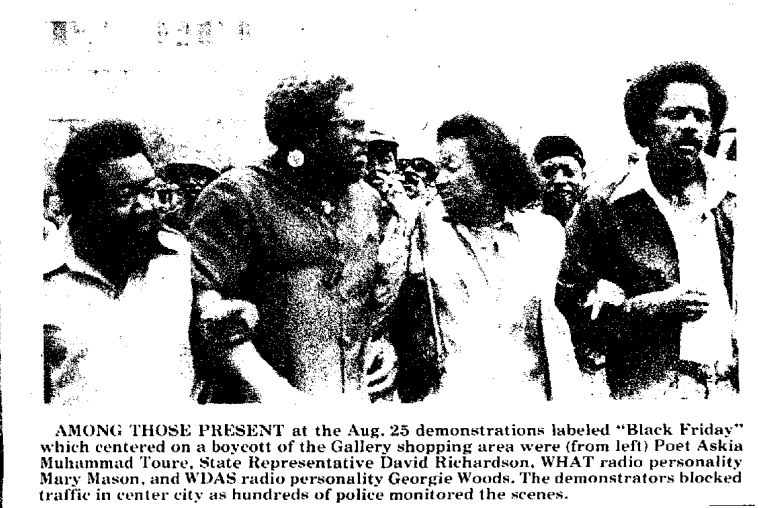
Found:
[112,180,157,208]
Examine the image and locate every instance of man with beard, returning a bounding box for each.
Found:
[189,76,410,402]
[557,62,736,399]
[43,120,195,405]
[533,135,586,228]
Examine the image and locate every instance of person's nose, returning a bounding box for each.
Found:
[680,111,701,131]
[554,171,570,185]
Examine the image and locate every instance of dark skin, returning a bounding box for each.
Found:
[539,156,585,227]
[273,93,368,205]
[623,82,715,322]
[69,154,160,293]
[197,90,401,400]
[647,148,707,205]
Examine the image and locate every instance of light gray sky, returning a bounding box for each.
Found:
[43,2,739,188]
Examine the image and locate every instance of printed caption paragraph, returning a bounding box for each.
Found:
[39,422,745,503]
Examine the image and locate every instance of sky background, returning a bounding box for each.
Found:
[41,2,740,190]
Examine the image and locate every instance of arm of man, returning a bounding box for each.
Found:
[561,199,710,338]
[621,285,710,323]
[189,173,306,403]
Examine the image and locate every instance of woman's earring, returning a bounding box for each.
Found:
[287,149,305,168]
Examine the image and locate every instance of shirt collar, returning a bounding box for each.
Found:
[611,150,733,215]
[57,221,115,290]
[55,220,178,292]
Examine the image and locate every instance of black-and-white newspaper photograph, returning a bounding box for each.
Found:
[2,2,754,506]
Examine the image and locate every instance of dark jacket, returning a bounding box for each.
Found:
[557,167,735,398]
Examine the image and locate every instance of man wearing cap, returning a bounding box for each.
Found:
[189,76,411,402]
[364,128,419,224]
[366,129,400,177]
[557,62,736,399]
[533,136,587,228]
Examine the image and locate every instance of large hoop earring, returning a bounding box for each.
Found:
[287,150,305,168]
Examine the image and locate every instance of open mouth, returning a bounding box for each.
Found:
[673,139,702,153]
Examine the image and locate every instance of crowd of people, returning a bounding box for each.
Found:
[42,61,737,405]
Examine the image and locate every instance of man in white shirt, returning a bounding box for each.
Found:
[43,120,195,405]
[557,62,736,399]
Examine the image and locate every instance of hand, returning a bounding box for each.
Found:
[584,279,625,320]
[197,290,259,343]
[625,284,709,322]
[363,338,398,397]
[371,172,417,221]
[583,351,606,370]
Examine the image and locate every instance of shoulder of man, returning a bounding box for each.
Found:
[565,186,646,250]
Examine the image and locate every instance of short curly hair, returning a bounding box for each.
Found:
[264,75,357,151]
[55,120,151,216]
[624,61,728,148]
[437,113,539,211]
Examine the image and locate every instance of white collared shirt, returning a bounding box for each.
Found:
[43,225,195,406]
[615,154,735,369]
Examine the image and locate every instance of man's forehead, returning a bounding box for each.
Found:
[439,138,468,153]
[100,153,154,186]
[659,82,710,110]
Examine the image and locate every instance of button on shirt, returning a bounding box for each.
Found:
[43,226,195,406]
